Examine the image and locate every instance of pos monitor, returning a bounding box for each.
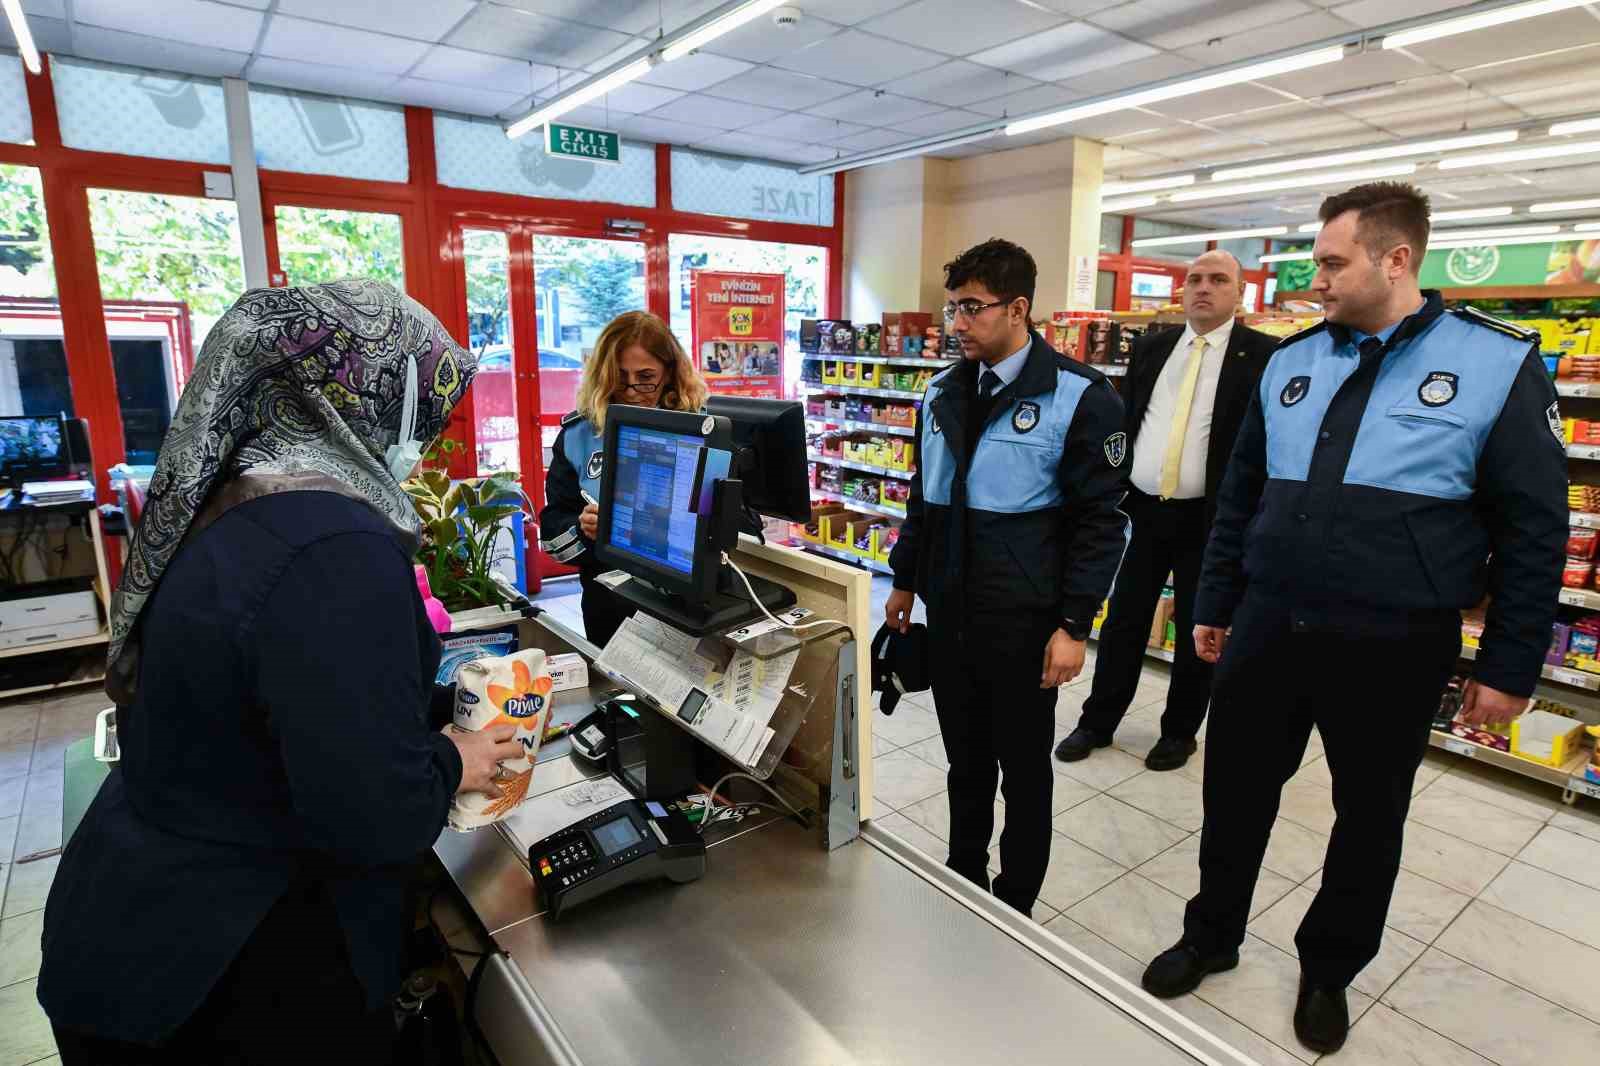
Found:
[593,405,795,636]
[703,396,810,523]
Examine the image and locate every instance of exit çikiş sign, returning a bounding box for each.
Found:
[545,122,621,165]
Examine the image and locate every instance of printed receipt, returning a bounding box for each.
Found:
[596,616,792,767]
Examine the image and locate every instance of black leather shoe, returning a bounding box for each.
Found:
[1141,943,1239,999]
[1294,976,1349,1054]
[1145,736,1198,772]
[1054,726,1111,762]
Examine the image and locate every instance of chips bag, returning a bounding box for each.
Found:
[447,648,553,831]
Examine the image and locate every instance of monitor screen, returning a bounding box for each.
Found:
[592,815,643,857]
[0,416,66,472]
[608,424,716,577]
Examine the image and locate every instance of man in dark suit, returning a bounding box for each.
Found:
[1055,250,1276,771]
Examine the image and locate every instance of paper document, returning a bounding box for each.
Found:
[500,775,631,855]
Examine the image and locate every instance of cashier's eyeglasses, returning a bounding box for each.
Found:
[942,298,1012,323]
[617,374,661,395]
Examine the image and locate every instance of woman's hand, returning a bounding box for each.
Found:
[449,725,524,797]
[579,503,599,539]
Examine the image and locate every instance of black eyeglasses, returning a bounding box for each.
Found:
[943,298,1011,322]
[619,377,660,395]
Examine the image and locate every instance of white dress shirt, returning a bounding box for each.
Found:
[982,337,1031,392]
[1129,318,1233,499]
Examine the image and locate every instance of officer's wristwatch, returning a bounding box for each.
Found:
[1060,618,1092,642]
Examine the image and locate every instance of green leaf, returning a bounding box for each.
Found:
[428,518,460,547]
[466,504,519,527]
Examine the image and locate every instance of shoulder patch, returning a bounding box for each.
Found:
[1450,305,1538,344]
[1274,320,1329,350]
[560,410,583,427]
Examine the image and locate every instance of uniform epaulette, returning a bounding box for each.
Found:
[560,409,583,428]
[1275,320,1328,349]
[1450,305,1539,344]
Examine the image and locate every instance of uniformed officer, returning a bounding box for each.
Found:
[1142,183,1566,1055]
[539,310,708,647]
[885,238,1130,918]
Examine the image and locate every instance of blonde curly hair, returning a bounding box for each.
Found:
[575,311,708,431]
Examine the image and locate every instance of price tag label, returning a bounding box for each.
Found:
[1562,383,1597,398]
[1550,667,1599,690]
[1569,444,1600,460]
[1559,589,1597,609]
[1568,776,1600,801]
[1441,736,1479,759]
[1572,513,1600,530]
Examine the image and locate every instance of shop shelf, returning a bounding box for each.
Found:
[1459,643,1600,691]
[797,540,894,576]
[804,384,926,402]
[1557,381,1600,398]
[811,491,907,521]
[807,452,915,480]
[1567,444,1600,460]
[1571,512,1600,530]
[805,417,916,438]
[1559,587,1600,610]
[802,354,957,368]
[1090,624,1174,662]
[1428,729,1590,796]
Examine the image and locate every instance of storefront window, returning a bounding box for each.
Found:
[273,206,404,288]
[433,113,655,207]
[0,164,73,420]
[250,87,408,184]
[1099,213,1124,255]
[0,54,31,145]
[464,229,518,476]
[88,189,245,464]
[666,234,825,397]
[670,149,833,227]
[53,58,230,165]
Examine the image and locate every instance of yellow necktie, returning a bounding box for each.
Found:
[1158,336,1207,499]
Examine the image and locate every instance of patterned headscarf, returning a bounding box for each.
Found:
[108,280,476,697]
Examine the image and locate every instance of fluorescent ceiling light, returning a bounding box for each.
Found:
[1430,233,1572,249]
[1101,195,1159,212]
[1431,206,1514,221]
[506,58,654,140]
[660,0,791,62]
[1168,162,1417,204]
[1382,0,1589,50]
[1004,45,1345,137]
[1550,117,1600,137]
[1,0,41,74]
[1297,222,1324,233]
[1438,138,1600,169]
[1575,222,1600,232]
[1430,223,1559,240]
[1101,174,1196,197]
[1531,198,1600,213]
[798,129,1000,177]
[1132,225,1289,249]
[1210,131,1518,182]
[1261,251,1314,263]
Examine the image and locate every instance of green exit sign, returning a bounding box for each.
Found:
[545,122,622,165]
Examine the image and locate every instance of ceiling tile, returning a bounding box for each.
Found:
[771,29,944,86]
[969,22,1155,81]
[583,39,656,74]
[755,112,871,143]
[880,60,1038,108]
[702,67,857,110]
[247,56,406,103]
[274,0,477,40]
[859,0,1067,58]
[76,0,262,52]
[1094,0,1316,51]
[588,81,686,114]
[499,0,725,36]
[646,91,786,129]
[785,0,915,25]
[832,126,916,152]
[965,83,1082,119]
[1256,47,1428,97]
[1053,107,1173,138]
[889,107,990,136]
[410,47,559,93]
[691,131,834,163]
[615,112,724,143]
[261,17,431,75]
[22,0,66,16]
[1328,0,1480,28]
[807,89,944,126]
[637,52,753,92]
[1056,52,1200,95]
[1174,12,1354,66]
[1141,82,1292,122]
[701,14,845,64]
[70,26,251,78]
[1,13,69,52]
[394,77,525,117]
[1499,83,1600,118]
[1029,0,1135,14]
[1401,10,1600,70]
[446,5,636,68]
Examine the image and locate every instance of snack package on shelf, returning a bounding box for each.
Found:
[881,480,910,511]
[821,359,845,386]
[884,402,917,428]
[882,312,932,355]
[800,360,823,389]
[821,433,843,458]
[1585,725,1600,784]
[1570,526,1598,561]
[1571,484,1600,513]
[1563,556,1594,588]
[841,360,860,385]
[1085,320,1120,365]
[856,323,881,354]
[1548,622,1571,667]
[805,397,825,419]
[875,524,899,564]
[818,464,843,496]
[820,320,855,355]
[799,319,821,354]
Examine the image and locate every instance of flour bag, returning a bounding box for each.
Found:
[447,647,554,831]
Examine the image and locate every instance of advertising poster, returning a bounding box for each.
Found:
[691,270,786,398]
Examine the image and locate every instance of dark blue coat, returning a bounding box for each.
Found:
[38,489,463,1044]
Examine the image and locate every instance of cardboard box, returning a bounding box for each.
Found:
[547,652,590,693]
[1511,710,1586,767]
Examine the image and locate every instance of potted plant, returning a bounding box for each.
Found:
[404,468,532,627]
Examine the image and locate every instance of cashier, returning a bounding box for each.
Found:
[540,310,709,647]
[38,281,523,1065]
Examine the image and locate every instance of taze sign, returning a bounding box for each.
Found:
[691,271,786,399]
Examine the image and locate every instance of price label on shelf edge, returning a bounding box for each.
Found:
[1549,667,1599,690]
[1441,736,1479,759]
[1568,776,1600,801]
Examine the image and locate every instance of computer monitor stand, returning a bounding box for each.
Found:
[604,563,796,638]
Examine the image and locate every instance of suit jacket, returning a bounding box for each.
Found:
[1121,319,1278,530]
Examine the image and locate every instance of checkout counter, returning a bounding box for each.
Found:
[432,539,1261,1066]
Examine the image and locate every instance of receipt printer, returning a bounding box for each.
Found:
[530,797,705,920]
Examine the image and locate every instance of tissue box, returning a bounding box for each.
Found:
[547,653,589,693]
[1511,710,1587,767]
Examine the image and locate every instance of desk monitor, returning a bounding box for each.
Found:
[704,397,810,522]
[0,416,68,484]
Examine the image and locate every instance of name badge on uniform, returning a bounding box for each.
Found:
[1103,432,1127,467]
[1418,371,1458,407]
[587,451,604,480]
[1013,401,1040,434]
[1281,376,1311,407]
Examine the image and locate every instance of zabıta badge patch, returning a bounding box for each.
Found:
[1103,432,1127,467]
[1013,400,1040,434]
[587,451,604,480]
[1548,401,1565,444]
[1281,375,1310,407]
[1418,371,1458,407]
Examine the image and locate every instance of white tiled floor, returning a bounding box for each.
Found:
[861,570,1600,1063]
[3,571,1599,1066]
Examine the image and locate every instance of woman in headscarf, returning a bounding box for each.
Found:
[38,280,521,1064]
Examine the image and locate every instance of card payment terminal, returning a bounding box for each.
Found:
[530,797,705,920]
